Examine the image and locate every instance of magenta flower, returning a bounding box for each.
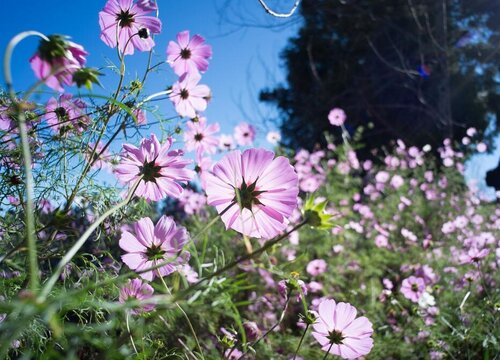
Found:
[45,94,89,134]
[170,72,211,118]
[306,259,328,277]
[234,122,256,146]
[115,134,194,201]
[328,108,346,126]
[30,35,87,92]
[99,0,162,55]
[119,216,190,281]
[312,299,373,359]
[167,31,213,76]
[184,117,220,160]
[119,278,155,314]
[400,276,426,303]
[459,247,489,264]
[205,148,299,239]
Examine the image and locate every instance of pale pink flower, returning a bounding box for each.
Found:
[87,141,112,171]
[266,131,281,145]
[30,35,87,92]
[119,216,190,281]
[400,276,425,303]
[234,122,256,146]
[183,117,220,159]
[170,72,210,118]
[476,142,487,153]
[312,299,373,359]
[167,30,212,76]
[115,134,194,201]
[390,175,404,189]
[205,148,299,239]
[45,94,89,134]
[328,108,346,126]
[218,134,236,151]
[99,0,162,55]
[459,247,489,264]
[307,259,328,276]
[119,278,155,314]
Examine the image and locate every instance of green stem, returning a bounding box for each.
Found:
[38,177,141,301]
[17,108,39,291]
[3,30,50,292]
[293,324,309,360]
[126,312,139,355]
[159,276,205,360]
[322,342,334,360]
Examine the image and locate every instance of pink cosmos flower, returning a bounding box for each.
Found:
[45,94,89,134]
[30,35,87,92]
[167,31,213,76]
[266,131,281,145]
[183,117,220,159]
[119,216,190,281]
[234,122,256,146]
[99,0,162,55]
[87,141,112,172]
[306,259,328,277]
[218,134,236,151]
[312,299,374,359]
[205,148,299,239]
[170,72,211,118]
[328,108,346,126]
[400,276,425,303]
[115,134,194,201]
[119,278,155,314]
[459,247,489,264]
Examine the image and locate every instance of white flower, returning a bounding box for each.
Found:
[418,291,436,309]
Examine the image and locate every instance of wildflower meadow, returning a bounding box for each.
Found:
[0,0,499,359]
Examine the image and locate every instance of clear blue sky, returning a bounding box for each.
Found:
[1,0,498,197]
[0,0,299,144]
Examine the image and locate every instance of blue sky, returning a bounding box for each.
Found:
[1,0,498,197]
[0,0,298,143]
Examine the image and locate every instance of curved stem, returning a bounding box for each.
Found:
[38,177,141,301]
[126,312,139,355]
[3,31,48,96]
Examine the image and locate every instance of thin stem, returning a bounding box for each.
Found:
[239,297,290,358]
[3,30,49,292]
[322,342,334,360]
[126,312,139,355]
[293,324,309,360]
[3,31,48,96]
[17,108,39,291]
[38,177,141,301]
[159,276,205,360]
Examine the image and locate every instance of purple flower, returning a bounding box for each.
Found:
[115,134,194,201]
[205,148,299,239]
[233,122,256,146]
[45,94,89,134]
[170,72,211,118]
[30,35,87,92]
[119,216,190,281]
[167,31,213,76]
[119,278,155,314]
[183,117,220,160]
[312,299,374,359]
[99,0,162,55]
[328,108,346,126]
[306,259,328,277]
[400,276,425,303]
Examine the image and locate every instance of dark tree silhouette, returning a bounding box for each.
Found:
[260,0,500,155]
